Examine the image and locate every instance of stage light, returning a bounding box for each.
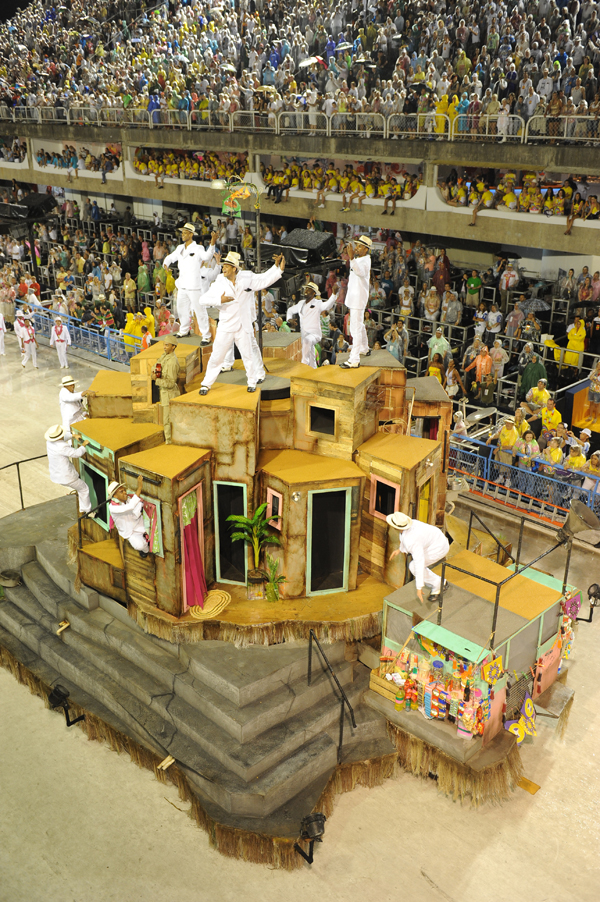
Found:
[555,500,600,544]
[577,583,600,623]
[294,813,327,865]
[48,684,86,728]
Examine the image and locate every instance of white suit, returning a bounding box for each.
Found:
[397,520,450,594]
[345,253,371,365]
[164,240,215,336]
[199,264,283,389]
[18,320,38,368]
[46,438,91,513]
[59,387,87,432]
[192,259,221,341]
[287,292,337,368]
[109,493,149,552]
[0,312,5,355]
[50,323,71,368]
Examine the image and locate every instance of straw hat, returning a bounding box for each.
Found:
[61,375,76,387]
[386,512,412,530]
[163,334,178,346]
[107,481,125,499]
[304,281,320,296]
[222,250,241,268]
[45,424,65,442]
[178,222,196,233]
[356,235,372,250]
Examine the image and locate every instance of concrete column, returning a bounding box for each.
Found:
[423,161,438,187]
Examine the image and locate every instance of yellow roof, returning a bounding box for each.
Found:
[72,418,163,452]
[440,549,562,619]
[358,431,440,470]
[258,449,363,485]
[88,370,132,397]
[131,340,197,362]
[291,365,380,390]
[172,382,260,412]
[120,444,211,479]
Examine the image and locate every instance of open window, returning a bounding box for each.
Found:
[369,475,401,522]
[79,459,109,529]
[308,405,336,439]
[266,488,283,530]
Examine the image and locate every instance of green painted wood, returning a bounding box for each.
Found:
[413,621,487,662]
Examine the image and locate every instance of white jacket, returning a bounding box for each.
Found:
[164,241,214,291]
[287,292,337,338]
[50,325,71,347]
[398,521,450,590]
[199,264,283,333]
[345,254,371,310]
[59,387,86,429]
[47,439,86,485]
[110,494,146,540]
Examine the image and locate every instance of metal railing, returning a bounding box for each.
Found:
[5,104,596,145]
[24,305,133,364]
[450,435,600,523]
[0,455,47,510]
[525,114,600,144]
[307,629,356,765]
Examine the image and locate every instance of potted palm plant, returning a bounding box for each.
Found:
[265,553,287,602]
[227,503,282,599]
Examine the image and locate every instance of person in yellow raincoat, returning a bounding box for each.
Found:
[123,312,138,356]
[435,94,449,134]
[143,306,156,338]
[564,314,586,366]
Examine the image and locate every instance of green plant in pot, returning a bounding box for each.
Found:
[265,553,287,602]
[227,503,282,590]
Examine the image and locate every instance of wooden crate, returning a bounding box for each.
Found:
[369,668,398,703]
[87,371,133,419]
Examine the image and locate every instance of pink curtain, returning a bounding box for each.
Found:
[183,512,207,608]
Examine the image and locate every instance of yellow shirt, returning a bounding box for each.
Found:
[497,426,519,450]
[530,387,550,407]
[541,408,562,432]
[565,452,586,470]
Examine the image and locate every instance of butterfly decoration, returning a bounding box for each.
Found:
[504,693,537,744]
[482,656,503,685]
[563,592,581,620]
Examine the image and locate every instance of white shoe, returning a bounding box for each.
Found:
[220,366,233,372]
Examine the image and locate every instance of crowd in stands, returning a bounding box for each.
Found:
[0,138,27,163]
[2,0,600,144]
[132,148,249,186]
[35,144,122,183]
[440,168,600,229]
[261,159,421,211]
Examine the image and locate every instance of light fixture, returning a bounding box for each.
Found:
[577,583,600,623]
[211,179,226,190]
[292,492,301,502]
[556,500,600,544]
[48,684,86,728]
[294,813,326,864]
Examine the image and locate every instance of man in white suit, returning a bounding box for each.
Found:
[340,235,372,369]
[387,512,449,602]
[286,282,337,368]
[163,222,217,342]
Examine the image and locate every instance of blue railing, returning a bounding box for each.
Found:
[450,435,600,521]
[19,304,136,364]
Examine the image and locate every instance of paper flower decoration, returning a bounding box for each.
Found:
[482,656,503,685]
[504,693,537,744]
[563,592,581,620]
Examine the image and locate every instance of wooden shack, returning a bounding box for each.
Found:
[129,339,201,424]
[355,431,442,587]
[405,376,453,525]
[257,449,365,597]
[290,366,381,461]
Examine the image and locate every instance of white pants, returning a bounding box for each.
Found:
[408,559,442,593]
[202,326,259,388]
[22,341,37,367]
[302,331,321,368]
[191,296,211,341]
[127,530,150,553]
[54,340,69,367]
[176,287,202,336]
[348,308,369,365]
[59,476,91,513]
[219,331,265,379]
[0,331,4,355]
